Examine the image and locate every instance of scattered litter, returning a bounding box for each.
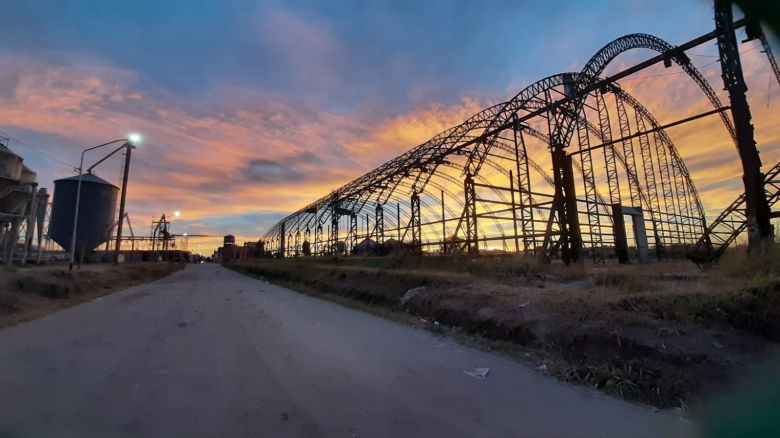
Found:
[433,321,440,326]
[464,367,490,379]
[518,301,530,308]
[420,318,428,323]
[400,286,427,306]
[712,341,723,349]
[536,363,548,372]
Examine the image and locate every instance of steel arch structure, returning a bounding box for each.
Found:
[261,29,773,262]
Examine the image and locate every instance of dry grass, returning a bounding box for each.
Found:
[0,262,184,328]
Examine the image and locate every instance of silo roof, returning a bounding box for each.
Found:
[54,173,118,188]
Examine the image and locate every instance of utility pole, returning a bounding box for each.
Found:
[114,143,133,265]
[714,0,773,249]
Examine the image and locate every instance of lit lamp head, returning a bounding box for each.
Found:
[174,210,181,218]
[127,133,142,145]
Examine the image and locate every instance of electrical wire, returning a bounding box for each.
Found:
[0,129,75,170]
[619,45,759,82]
[686,52,720,58]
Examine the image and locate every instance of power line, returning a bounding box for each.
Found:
[687,52,719,57]
[620,46,758,82]
[0,130,75,170]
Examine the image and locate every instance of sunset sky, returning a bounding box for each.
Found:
[0,0,778,254]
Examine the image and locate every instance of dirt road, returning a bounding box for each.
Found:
[0,264,690,437]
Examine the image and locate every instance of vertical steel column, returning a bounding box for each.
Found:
[714,0,772,248]
[410,191,422,255]
[397,203,401,241]
[546,83,582,263]
[294,229,301,257]
[330,209,339,255]
[349,213,358,254]
[375,204,384,244]
[304,227,311,256]
[279,221,286,258]
[563,153,582,261]
[509,170,520,253]
[635,110,665,258]
[575,107,604,262]
[464,175,478,255]
[315,224,323,256]
[512,121,535,254]
[667,140,693,246]
[596,91,622,207]
[653,130,683,246]
[21,183,38,264]
[614,93,642,208]
[440,189,446,253]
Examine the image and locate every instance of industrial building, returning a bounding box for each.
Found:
[215,235,265,263]
[0,140,49,265]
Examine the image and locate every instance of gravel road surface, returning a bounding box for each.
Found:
[0,264,691,437]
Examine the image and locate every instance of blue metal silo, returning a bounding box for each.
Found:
[50,173,119,255]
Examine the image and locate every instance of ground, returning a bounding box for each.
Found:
[228,250,780,409]
[0,262,184,328]
[0,264,689,437]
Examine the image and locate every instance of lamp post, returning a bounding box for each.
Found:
[68,134,141,271]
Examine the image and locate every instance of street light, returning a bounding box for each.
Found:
[68,134,141,270]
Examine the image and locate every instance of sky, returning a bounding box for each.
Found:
[0,0,778,254]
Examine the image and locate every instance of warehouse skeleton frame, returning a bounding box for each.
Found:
[263,8,780,263]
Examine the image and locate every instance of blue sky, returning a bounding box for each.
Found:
[0,0,720,111]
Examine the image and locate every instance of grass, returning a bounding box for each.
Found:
[0,262,185,328]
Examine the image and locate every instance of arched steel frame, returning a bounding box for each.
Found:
[260,31,763,262]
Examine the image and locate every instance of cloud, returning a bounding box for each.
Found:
[243,159,303,183]
[0,51,496,255]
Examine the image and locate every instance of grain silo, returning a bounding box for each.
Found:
[49,173,118,255]
[0,144,33,217]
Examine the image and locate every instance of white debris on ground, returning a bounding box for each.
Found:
[464,367,490,379]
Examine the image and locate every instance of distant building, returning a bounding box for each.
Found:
[218,238,266,263]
